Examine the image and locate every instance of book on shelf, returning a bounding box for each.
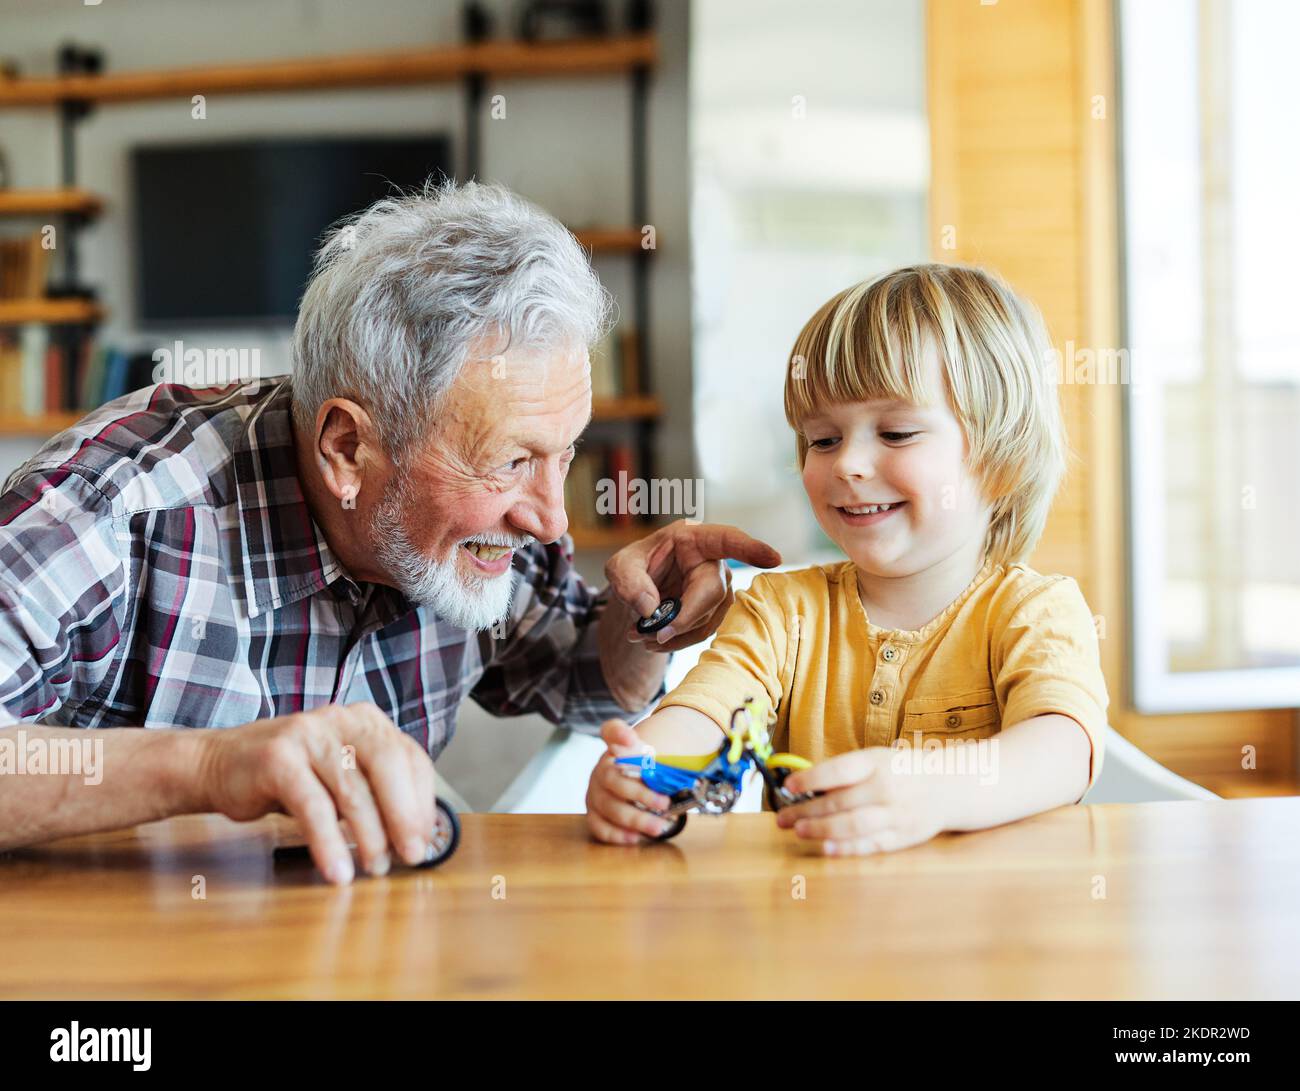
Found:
[590,324,641,400]
[618,326,641,399]
[0,233,51,300]
[563,439,643,537]
[0,324,55,415]
[606,444,634,527]
[0,328,156,418]
[0,332,21,413]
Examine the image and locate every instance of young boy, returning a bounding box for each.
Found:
[586,263,1109,855]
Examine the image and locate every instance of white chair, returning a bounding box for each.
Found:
[491,562,1218,811]
[1080,729,1218,803]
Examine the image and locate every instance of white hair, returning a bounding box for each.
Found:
[291,177,614,458]
[370,466,527,627]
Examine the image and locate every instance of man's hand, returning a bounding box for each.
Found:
[196,702,438,884]
[604,521,782,653]
[775,748,950,855]
[585,719,675,844]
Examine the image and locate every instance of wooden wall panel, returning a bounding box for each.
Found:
[926,0,1296,794]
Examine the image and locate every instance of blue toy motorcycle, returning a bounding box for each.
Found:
[616,695,814,840]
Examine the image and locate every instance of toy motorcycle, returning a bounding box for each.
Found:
[616,695,814,840]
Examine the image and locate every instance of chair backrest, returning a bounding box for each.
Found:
[1081,728,1219,803]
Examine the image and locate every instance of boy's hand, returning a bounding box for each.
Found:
[585,719,677,845]
[775,748,949,855]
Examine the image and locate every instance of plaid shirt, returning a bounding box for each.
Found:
[0,377,659,755]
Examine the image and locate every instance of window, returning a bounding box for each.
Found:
[1121,0,1300,710]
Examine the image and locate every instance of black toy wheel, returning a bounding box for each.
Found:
[763,765,793,813]
[636,597,681,635]
[416,797,461,868]
[653,813,688,841]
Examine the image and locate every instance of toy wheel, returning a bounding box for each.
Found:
[693,778,739,815]
[416,797,461,868]
[764,765,793,813]
[653,813,687,841]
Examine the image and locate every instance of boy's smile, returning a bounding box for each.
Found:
[835,500,907,526]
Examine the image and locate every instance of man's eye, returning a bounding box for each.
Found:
[505,457,529,472]
[881,431,920,442]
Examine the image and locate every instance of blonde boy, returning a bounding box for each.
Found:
[586,263,1109,855]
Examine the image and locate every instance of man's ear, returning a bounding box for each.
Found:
[313,398,386,507]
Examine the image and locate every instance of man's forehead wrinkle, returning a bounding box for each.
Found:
[510,407,593,455]
[510,368,591,405]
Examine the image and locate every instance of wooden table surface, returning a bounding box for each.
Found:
[1,799,1297,999]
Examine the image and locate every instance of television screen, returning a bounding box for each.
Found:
[132,135,453,323]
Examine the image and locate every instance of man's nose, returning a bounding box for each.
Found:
[511,461,569,545]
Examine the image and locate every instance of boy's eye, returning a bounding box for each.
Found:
[880,431,920,443]
[808,437,839,449]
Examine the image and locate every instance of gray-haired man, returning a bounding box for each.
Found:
[0,180,780,883]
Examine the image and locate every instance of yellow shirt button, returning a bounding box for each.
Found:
[945,713,961,728]
[870,689,885,706]
[881,646,897,662]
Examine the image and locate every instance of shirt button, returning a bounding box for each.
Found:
[881,646,897,662]
[870,689,885,706]
[946,713,961,728]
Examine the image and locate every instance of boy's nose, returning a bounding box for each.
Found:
[835,446,876,482]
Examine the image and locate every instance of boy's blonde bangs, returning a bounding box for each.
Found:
[783,264,1067,567]
[784,278,945,435]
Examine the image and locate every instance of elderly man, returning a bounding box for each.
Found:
[0,180,779,883]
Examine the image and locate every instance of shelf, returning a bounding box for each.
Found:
[591,395,660,421]
[0,188,103,216]
[0,412,84,438]
[0,299,104,325]
[0,35,658,106]
[572,227,648,253]
[569,523,659,551]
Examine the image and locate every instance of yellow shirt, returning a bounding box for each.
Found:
[656,559,1109,798]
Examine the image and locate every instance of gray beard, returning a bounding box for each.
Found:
[370,478,524,631]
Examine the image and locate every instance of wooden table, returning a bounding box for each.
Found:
[1,799,1297,999]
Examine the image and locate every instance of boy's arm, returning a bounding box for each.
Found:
[939,713,1092,832]
[991,577,1109,800]
[775,712,1092,853]
[644,572,790,743]
[629,703,726,755]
